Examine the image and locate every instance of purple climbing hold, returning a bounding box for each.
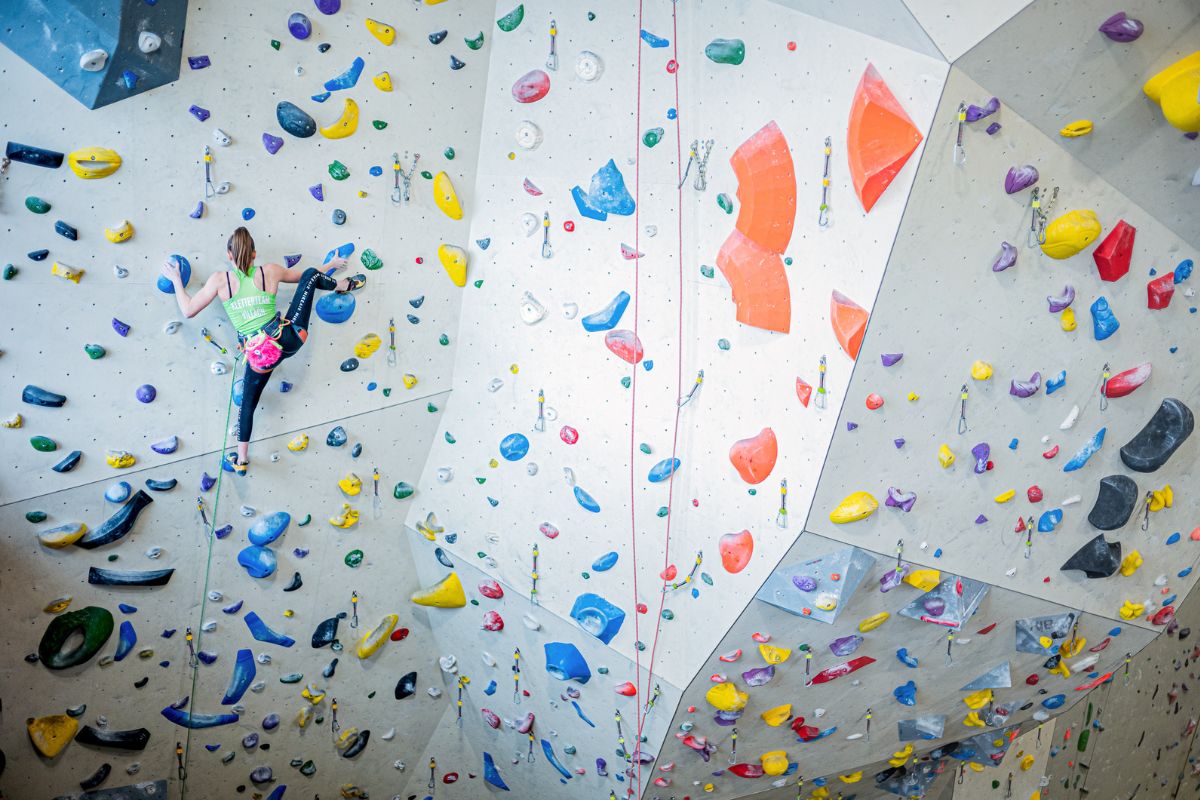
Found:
[190,201,205,219]
[288,12,313,39]
[894,438,905,449]
[189,105,211,122]
[1004,165,1039,194]
[791,574,817,592]
[200,473,216,492]
[136,385,157,403]
[922,597,946,616]
[741,665,775,686]
[314,0,341,14]
[971,442,990,474]
[1010,372,1041,398]
[975,514,988,524]
[846,421,858,431]
[113,318,131,337]
[880,353,903,367]
[992,241,1017,272]
[986,123,1002,135]
[1099,11,1143,42]
[965,97,1000,122]
[188,56,212,70]
[309,184,324,201]
[1047,285,1075,312]
[829,635,863,656]
[262,133,284,155]
[285,255,302,267]
[885,487,917,512]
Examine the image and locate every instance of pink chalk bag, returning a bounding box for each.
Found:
[241,317,288,371]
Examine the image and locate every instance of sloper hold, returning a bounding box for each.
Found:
[728,428,777,484]
[1087,475,1138,530]
[847,64,923,212]
[27,714,78,758]
[1143,51,1200,132]
[411,572,467,607]
[1060,534,1122,578]
[1120,398,1194,472]
[76,490,153,549]
[1093,220,1135,281]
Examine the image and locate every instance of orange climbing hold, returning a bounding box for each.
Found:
[830,290,869,360]
[728,428,778,484]
[714,121,796,333]
[847,63,924,213]
[795,377,812,407]
[719,530,754,573]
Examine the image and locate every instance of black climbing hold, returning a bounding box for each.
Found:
[1087,475,1138,530]
[1180,627,1191,641]
[343,729,369,758]
[28,249,49,261]
[1042,654,1061,669]
[276,101,317,138]
[52,450,82,473]
[312,616,339,648]
[283,571,303,592]
[75,725,151,751]
[395,670,418,699]
[351,442,362,458]
[79,762,111,791]
[39,606,114,670]
[1120,398,1194,472]
[429,29,448,44]
[450,55,466,70]
[22,385,66,407]
[134,677,149,688]
[55,220,78,240]
[6,141,65,168]
[145,478,178,492]
[327,425,347,446]
[1060,534,1122,578]
[332,208,346,225]
[318,42,332,53]
[88,567,175,586]
[77,490,154,549]
[340,357,358,372]
[323,657,338,678]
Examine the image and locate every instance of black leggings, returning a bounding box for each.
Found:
[236,268,338,444]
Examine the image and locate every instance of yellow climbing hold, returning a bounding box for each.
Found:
[970,360,993,380]
[288,433,309,452]
[329,503,359,528]
[828,491,878,524]
[301,684,326,704]
[705,682,748,713]
[26,714,78,758]
[373,71,393,92]
[937,443,956,468]
[962,689,993,709]
[296,706,314,728]
[51,262,84,283]
[1040,209,1102,260]
[761,750,789,776]
[810,789,830,799]
[437,243,468,287]
[907,392,919,401]
[888,744,913,767]
[814,593,838,611]
[320,98,359,139]
[858,611,889,632]
[364,17,396,45]
[963,712,985,727]
[1059,120,1094,138]
[433,171,464,220]
[903,569,940,592]
[67,147,122,178]
[1143,51,1200,132]
[1059,637,1086,657]
[1049,660,1071,679]
[994,489,1016,503]
[402,373,418,389]
[1148,485,1173,512]
[1119,599,1145,620]
[38,522,88,549]
[2,413,21,428]
[338,473,363,497]
[43,596,72,613]
[1119,550,1143,577]
[968,762,985,772]
[760,704,792,727]
[1061,306,1077,331]
[839,771,863,784]
[411,572,467,608]
[105,450,135,469]
[104,219,133,243]
[758,643,791,665]
[354,333,382,358]
[355,613,399,659]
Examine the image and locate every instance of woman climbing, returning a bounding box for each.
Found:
[160,226,365,474]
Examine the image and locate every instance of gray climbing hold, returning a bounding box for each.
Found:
[1087,475,1138,530]
[1060,534,1122,579]
[1119,398,1194,473]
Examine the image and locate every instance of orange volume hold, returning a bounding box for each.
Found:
[847,63,924,213]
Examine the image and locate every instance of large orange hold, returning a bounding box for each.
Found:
[847,64,923,213]
[720,530,754,573]
[714,121,795,333]
[831,290,869,360]
[729,428,778,484]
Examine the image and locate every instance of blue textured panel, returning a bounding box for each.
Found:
[0,0,186,109]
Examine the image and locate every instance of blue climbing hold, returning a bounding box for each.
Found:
[242,208,255,221]
[1175,259,1193,283]
[248,512,291,546]
[591,551,619,572]
[570,159,636,222]
[1038,508,1064,532]
[105,481,132,503]
[893,680,917,706]
[1179,567,1193,578]
[544,641,591,683]
[157,254,192,294]
[316,292,355,323]
[574,486,600,513]
[1167,532,1181,545]
[1045,370,1067,394]
[581,291,631,332]
[118,603,137,614]
[647,457,681,483]
[499,433,530,461]
[640,30,669,47]
[277,100,317,138]
[896,648,918,668]
[1090,296,1120,341]
[1041,694,1066,709]
[324,56,365,91]
[288,11,312,39]
[570,593,624,643]
[1063,428,1106,472]
[114,620,136,661]
[237,545,277,579]
[483,752,510,791]
[1108,626,1122,637]
[244,612,296,647]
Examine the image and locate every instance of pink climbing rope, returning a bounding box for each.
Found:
[634,0,688,765]
[627,0,647,796]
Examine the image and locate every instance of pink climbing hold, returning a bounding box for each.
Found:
[719,530,754,573]
[560,425,579,444]
[1093,220,1135,282]
[728,428,778,484]
[1147,272,1175,309]
[478,579,504,599]
[481,610,504,631]
[604,329,644,363]
[512,69,551,103]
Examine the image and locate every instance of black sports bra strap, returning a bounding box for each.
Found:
[256,265,265,291]
[225,271,233,297]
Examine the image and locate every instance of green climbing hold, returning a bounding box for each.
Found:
[784,256,793,266]
[701,572,713,586]
[444,147,456,160]
[473,280,483,288]
[470,598,479,606]
[372,120,387,130]
[635,641,646,651]
[39,606,114,669]
[642,127,664,148]
[25,196,51,214]
[587,11,596,21]
[639,443,652,454]
[84,343,106,359]
[360,249,383,270]
[383,388,392,397]
[661,609,674,620]
[439,334,451,345]
[582,571,590,579]
[656,506,669,517]
[328,160,350,181]
[597,665,609,674]
[107,554,118,561]
[367,691,376,699]
[748,488,757,496]
[700,265,714,279]
[465,32,485,50]
[621,376,632,388]
[393,482,414,500]
[445,432,456,444]
[717,193,734,214]
[345,549,364,568]
[298,514,312,526]
[475,477,486,484]
[300,760,317,776]
[270,39,281,50]
[718,338,731,350]
[476,551,486,559]
[31,436,57,452]
[705,38,745,65]
[3,264,17,280]
[426,402,438,412]
[420,170,433,180]
[497,4,524,31]
[26,510,48,523]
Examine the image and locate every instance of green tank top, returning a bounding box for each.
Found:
[222,266,277,336]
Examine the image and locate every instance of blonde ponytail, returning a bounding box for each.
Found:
[226,227,255,275]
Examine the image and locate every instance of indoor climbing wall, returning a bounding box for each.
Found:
[1,0,497,796]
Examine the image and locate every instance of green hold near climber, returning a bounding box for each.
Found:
[160,226,365,474]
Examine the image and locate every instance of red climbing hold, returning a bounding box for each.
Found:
[1027,485,1043,503]
[847,63,924,212]
[1088,637,1111,652]
[1092,220,1135,282]
[728,428,778,484]
[865,393,883,410]
[1147,273,1175,309]
[976,622,997,635]
[390,627,410,641]
[615,681,637,696]
[478,579,504,599]
[560,425,579,444]
[481,610,504,631]
[795,377,813,408]
[1151,605,1176,625]
[806,655,875,686]
[1026,674,1039,685]
[1042,445,1059,459]
[1075,672,1113,691]
[728,764,765,778]
[660,564,678,581]
[1104,362,1151,399]
[719,530,754,573]
[443,773,459,784]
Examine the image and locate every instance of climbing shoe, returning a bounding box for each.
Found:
[338,274,367,293]
[223,452,249,476]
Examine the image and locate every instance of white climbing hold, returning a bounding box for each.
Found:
[1193,166,1200,186]
[1061,495,1081,506]
[269,452,280,462]
[164,320,182,334]
[515,120,543,150]
[487,378,503,392]
[481,651,497,667]
[80,49,109,71]
[846,733,863,740]
[201,619,216,632]
[145,547,163,559]
[393,759,405,770]
[138,32,161,53]
[521,212,539,236]
[207,590,223,601]
[438,654,458,673]
[526,463,539,476]
[1060,405,1080,430]
[645,225,658,237]
[1155,574,1169,586]
[427,687,443,698]
[213,128,232,146]
[1005,568,1017,577]
[522,613,541,630]
[240,505,256,517]
[210,360,229,375]
[562,302,579,319]
[575,51,604,82]
[114,265,130,278]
